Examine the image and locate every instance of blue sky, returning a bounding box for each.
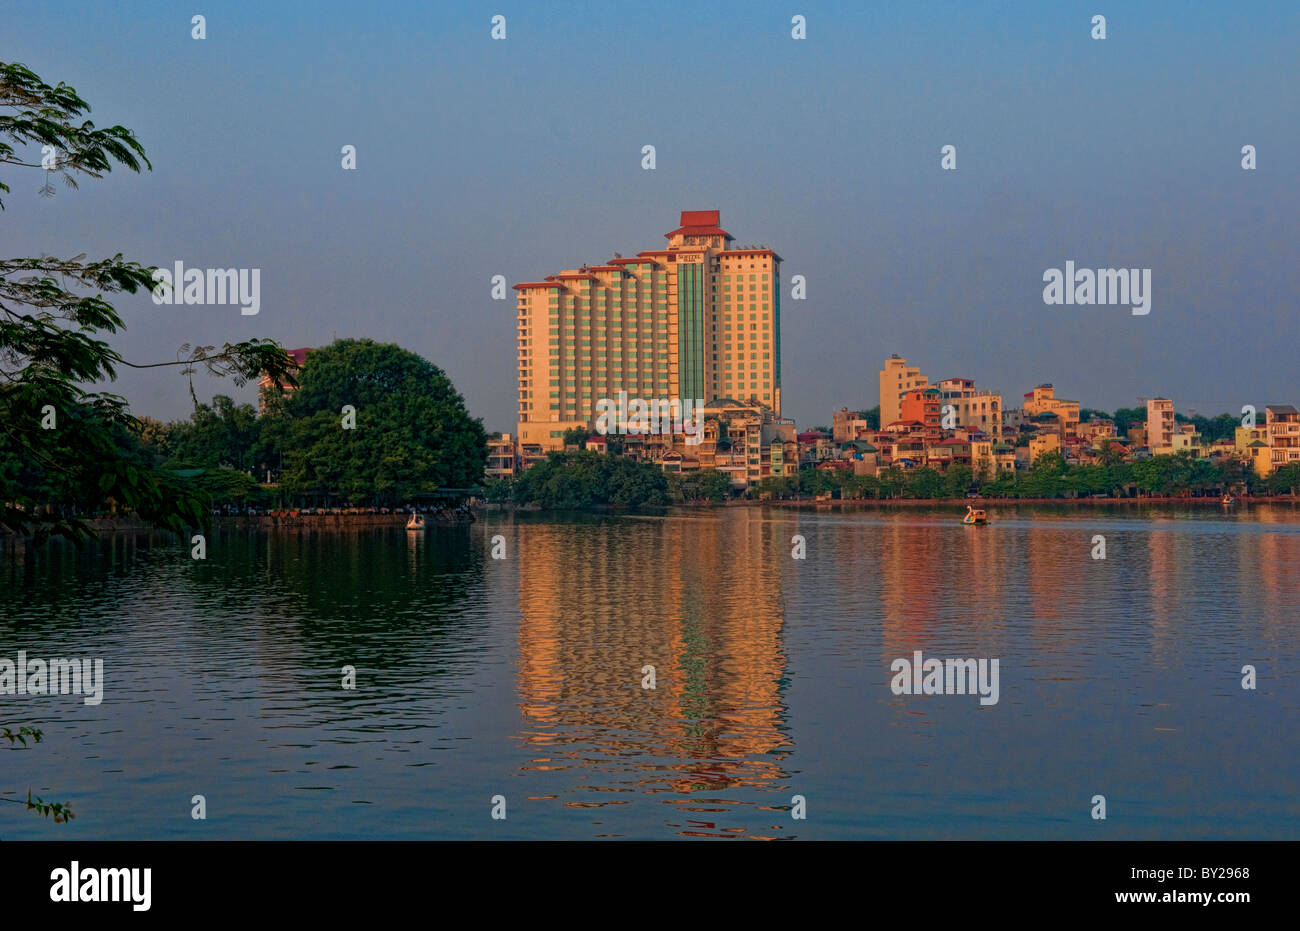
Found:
[6,0,1298,428]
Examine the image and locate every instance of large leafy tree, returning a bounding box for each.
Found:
[262,338,487,504]
[167,395,261,471]
[674,468,733,503]
[510,450,668,509]
[0,61,296,543]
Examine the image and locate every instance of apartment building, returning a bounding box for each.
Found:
[1265,405,1300,474]
[486,433,518,480]
[514,210,780,452]
[879,355,929,430]
[935,377,1003,438]
[1024,384,1081,437]
[899,387,942,441]
[1146,397,1175,453]
[832,407,868,444]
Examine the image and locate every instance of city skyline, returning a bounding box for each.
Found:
[4,1,1295,434]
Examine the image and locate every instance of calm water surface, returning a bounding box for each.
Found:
[2,503,1299,839]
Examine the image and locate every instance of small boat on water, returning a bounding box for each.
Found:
[1221,494,1235,505]
[962,505,989,525]
[405,513,426,531]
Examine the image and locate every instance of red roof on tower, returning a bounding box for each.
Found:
[665,209,733,240]
[682,210,719,227]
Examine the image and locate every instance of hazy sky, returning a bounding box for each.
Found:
[7,0,1298,430]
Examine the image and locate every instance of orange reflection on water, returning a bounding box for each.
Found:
[513,514,793,818]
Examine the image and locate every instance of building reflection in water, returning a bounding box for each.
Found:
[513,512,794,837]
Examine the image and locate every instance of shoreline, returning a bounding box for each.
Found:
[5,496,1295,543]
[762,494,1298,509]
[0,510,475,543]
[488,494,1299,513]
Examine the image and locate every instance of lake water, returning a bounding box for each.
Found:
[2,503,1299,840]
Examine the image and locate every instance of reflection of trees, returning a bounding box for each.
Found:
[1,531,160,630]
[192,526,486,677]
[0,526,488,683]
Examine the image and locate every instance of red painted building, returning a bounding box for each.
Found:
[899,387,942,442]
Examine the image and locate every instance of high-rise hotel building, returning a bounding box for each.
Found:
[514,210,781,451]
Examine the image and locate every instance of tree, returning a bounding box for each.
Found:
[167,395,260,470]
[562,427,590,447]
[1267,463,1300,496]
[673,468,732,503]
[259,339,486,504]
[0,61,296,543]
[843,472,881,499]
[1019,451,1066,497]
[1111,406,1146,435]
[877,467,906,499]
[1098,439,1126,466]
[0,60,297,829]
[194,467,265,506]
[800,467,839,496]
[482,475,514,503]
[132,415,177,460]
[1032,450,1067,475]
[758,475,796,499]
[511,451,668,509]
[942,464,974,498]
[905,467,943,499]
[981,470,1019,498]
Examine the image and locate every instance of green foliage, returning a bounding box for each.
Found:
[0,61,296,542]
[1111,407,1146,435]
[785,452,1268,502]
[905,467,944,499]
[561,427,590,447]
[671,468,733,503]
[1032,450,1067,475]
[1,725,42,746]
[23,792,74,823]
[843,472,881,499]
[254,339,486,504]
[972,452,1258,499]
[757,475,797,498]
[798,467,841,496]
[192,466,265,504]
[167,395,260,471]
[1267,463,1300,495]
[0,61,150,207]
[877,467,906,499]
[1176,412,1239,444]
[509,451,668,508]
[1,726,73,823]
[942,464,974,498]
[1097,439,1126,466]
